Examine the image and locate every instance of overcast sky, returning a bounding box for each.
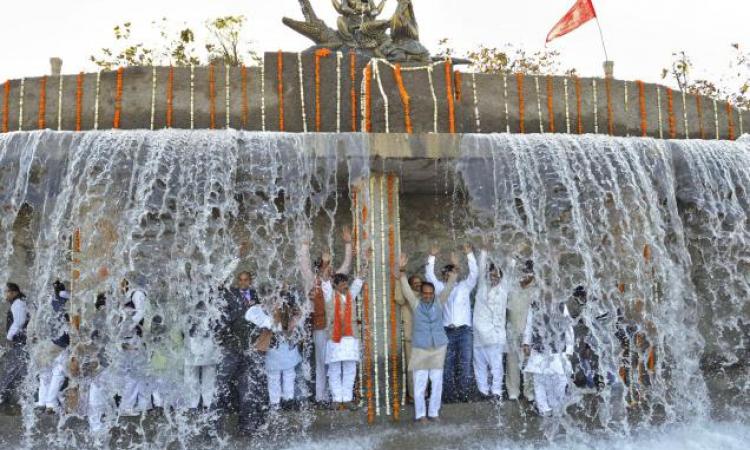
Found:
[1,0,747,87]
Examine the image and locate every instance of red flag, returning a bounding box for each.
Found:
[546,0,597,43]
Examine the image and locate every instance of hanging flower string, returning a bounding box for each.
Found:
[363,279,374,423]
[393,64,413,134]
[277,50,285,131]
[574,76,583,134]
[444,59,456,133]
[314,48,332,131]
[2,81,9,133]
[453,71,463,102]
[209,64,217,129]
[166,66,174,128]
[387,174,400,420]
[546,76,555,133]
[75,72,84,131]
[364,63,373,132]
[516,72,525,134]
[113,67,124,129]
[350,52,358,132]
[637,80,648,137]
[37,76,47,129]
[605,77,614,135]
[695,95,705,139]
[726,102,735,140]
[666,88,677,139]
[241,65,249,128]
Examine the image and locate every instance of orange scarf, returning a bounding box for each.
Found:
[331,291,353,343]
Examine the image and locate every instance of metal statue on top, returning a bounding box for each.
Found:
[283,0,431,63]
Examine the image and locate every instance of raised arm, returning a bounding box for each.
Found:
[6,300,27,341]
[335,226,353,275]
[297,240,315,292]
[476,249,488,306]
[349,277,364,299]
[425,245,445,294]
[322,280,334,303]
[245,304,273,329]
[463,245,479,290]
[399,274,419,310]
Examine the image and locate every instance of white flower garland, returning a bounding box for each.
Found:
[656,87,664,139]
[427,66,438,133]
[298,52,308,133]
[472,72,482,133]
[93,71,101,130]
[18,78,25,131]
[713,99,720,139]
[372,60,390,133]
[682,90,689,139]
[360,64,368,132]
[369,175,380,416]
[503,73,511,133]
[739,108,744,136]
[564,77,571,134]
[379,175,390,416]
[190,64,195,129]
[57,74,64,131]
[623,81,630,136]
[534,75,544,133]
[592,78,599,134]
[261,57,267,132]
[150,67,157,131]
[225,65,231,129]
[338,54,347,131]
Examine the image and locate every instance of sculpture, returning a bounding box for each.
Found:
[283,0,431,63]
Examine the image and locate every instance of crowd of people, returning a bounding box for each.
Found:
[0,226,657,435]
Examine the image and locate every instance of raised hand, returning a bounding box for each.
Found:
[463,242,473,254]
[399,253,408,269]
[321,249,332,264]
[342,225,352,243]
[430,244,439,256]
[450,252,460,267]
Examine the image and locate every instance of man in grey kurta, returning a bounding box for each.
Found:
[505,260,537,401]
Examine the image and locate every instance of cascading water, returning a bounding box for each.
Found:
[0,129,747,449]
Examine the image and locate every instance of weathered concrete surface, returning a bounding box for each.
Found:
[1,52,746,139]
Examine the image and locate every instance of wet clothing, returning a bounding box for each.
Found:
[1,296,29,403]
[6,296,29,344]
[394,278,416,398]
[506,283,537,400]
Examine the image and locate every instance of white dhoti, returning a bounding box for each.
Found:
[325,337,359,403]
[313,330,329,402]
[524,351,571,415]
[414,369,443,419]
[37,350,67,409]
[473,344,505,397]
[184,364,218,409]
[267,368,296,405]
[118,348,150,415]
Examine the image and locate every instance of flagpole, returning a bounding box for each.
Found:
[594,17,609,62]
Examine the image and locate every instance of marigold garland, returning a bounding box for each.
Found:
[75,72,84,131]
[666,88,676,139]
[454,71,463,102]
[605,77,614,135]
[166,66,174,128]
[387,174,400,420]
[393,65,413,134]
[574,76,583,134]
[314,48,332,131]
[444,59,456,133]
[516,72,525,134]
[695,95,705,139]
[726,102,735,140]
[37,76,47,129]
[350,52,358,132]
[364,63,373,132]
[209,64,217,129]
[113,67,124,129]
[241,65,249,128]
[546,76,555,133]
[2,81,9,133]
[637,80,648,137]
[277,51,285,131]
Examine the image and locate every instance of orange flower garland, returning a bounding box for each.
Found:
[444,59,456,133]
[2,81,10,133]
[666,88,676,138]
[605,77,614,135]
[637,80,648,137]
[75,72,84,131]
[546,76,555,133]
[516,72,525,134]
[277,50,285,131]
[37,76,47,129]
[209,64,217,129]
[350,52,358,132]
[166,66,174,128]
[387,174,400,420]
[393,64,413,134]
[364,63,373,132]
[241,65,249,128]
[113,67,124,129]
[726,102,735,140]
[314,48,332,132]
[574,76,583,134]
[454,71,463,102]
[695,95,705,139]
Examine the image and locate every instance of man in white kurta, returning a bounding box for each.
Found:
[322,273,364,408]
[522,301,574,416]
[473,250,509,398]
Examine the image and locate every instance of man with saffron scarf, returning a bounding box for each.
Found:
[322,268,365,410]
